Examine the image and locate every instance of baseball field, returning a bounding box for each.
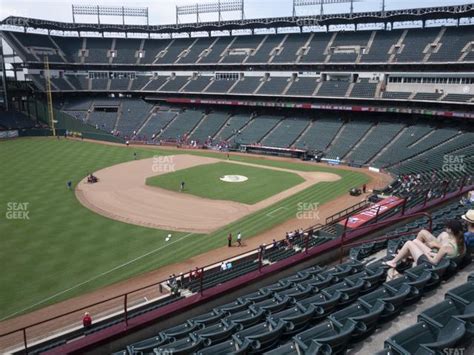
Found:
[0,137,370,321]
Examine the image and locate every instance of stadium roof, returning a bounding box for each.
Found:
[1,3,473,34]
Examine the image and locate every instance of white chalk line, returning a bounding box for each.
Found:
[1,232,195,321]
[266,207,288,217]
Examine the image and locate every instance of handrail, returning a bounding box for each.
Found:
[341,229,425,251]
[325,199,369,224]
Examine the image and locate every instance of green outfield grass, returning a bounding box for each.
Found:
[146,162,305,204]
[0,138,369,320]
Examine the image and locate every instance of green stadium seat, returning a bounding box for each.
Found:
[233,321,285,353]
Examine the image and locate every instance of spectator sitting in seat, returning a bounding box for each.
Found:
[462,210,474,253]
[461,191,474,207]
[384,220,465,267]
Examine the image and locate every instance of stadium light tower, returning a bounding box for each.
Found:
[176,0,244,25]
[71,5,149,26]
[293,0,362,17]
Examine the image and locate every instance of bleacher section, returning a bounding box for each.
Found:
[430,26,472,62]
[362,30,400,63]
[285,77,318,96]
[272,34,310,64]
[326,120,373,159]
[261,117,309,148]
[112,39,139,64]
[205,77,237,93]
[257,77,290,95]
[346,122,405,164]
[181,76,211,93]
[229,76,262,94]
[189,112,229,143]
[295,118,343,151]
[214,114,251,141]
[115,100,153,137]
[159,76,189,92]
[8,26,474,68]
[236,115,282,145]
[350,79,378,98]
[85,38,112,64]
[159,109,204,140]
[0,111,34,130]
[373,126,459,168]
[316,80,351,97]
[139,110,177,139]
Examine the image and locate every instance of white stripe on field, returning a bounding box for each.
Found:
[1,232,194,321]
[266,207,288,217]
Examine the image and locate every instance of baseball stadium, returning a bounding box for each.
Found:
[0,0,473,354]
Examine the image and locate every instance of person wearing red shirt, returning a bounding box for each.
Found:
[82,312,92,329]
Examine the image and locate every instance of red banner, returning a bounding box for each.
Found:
[340,196,404,229]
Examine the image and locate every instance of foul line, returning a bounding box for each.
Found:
[266,207,288,217]
[1,232,195,321]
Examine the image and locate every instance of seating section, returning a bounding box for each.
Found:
[113,39,139,64]
[189,112,229,143]
[295,118,343,151]
[299,32,332,63]
[325,120,373,159]
[181,76,212,93]
[229,76,262,94]
[346,122,405,164]
[257,77,290,95]
[248,34,285,64]
[8,26,474,68]
[235,115,282,145]
[159,109,204,140]
[350,79,378,98]
[159,76,190,92]
[139,110,177,139]
[285,77,318,96]
[85,38,112,64]
[205,77,238,94]
[384,280,474,354]
[115,99,154,137]
[0,111,35,130]
[214,114,251,141]
[272,34,310,64]
[362,30,401,63]
[157,38,194,64]
[430,26,472,62]
[373,126,459,168]
[394,28,440,62]
[316,80,350,97]
[261,117,309,148]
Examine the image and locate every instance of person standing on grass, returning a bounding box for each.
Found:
[228,233,232,247]
[237,232,242,247]
[67,180,72,190]
[180,181,185,192]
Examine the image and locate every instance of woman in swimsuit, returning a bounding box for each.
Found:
[384,220,465,268]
